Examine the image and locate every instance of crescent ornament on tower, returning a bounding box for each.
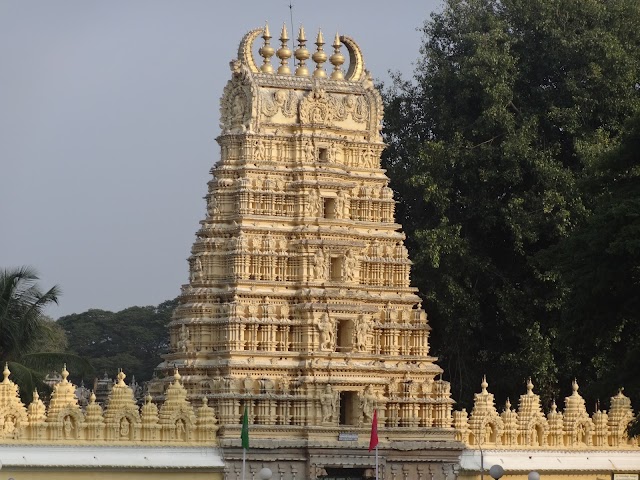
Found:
[340,35,365,82]
[237,27,263,74]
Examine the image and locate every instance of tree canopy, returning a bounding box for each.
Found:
[58,298,177,384]
[382,0,640,409]
[0,267,91,402]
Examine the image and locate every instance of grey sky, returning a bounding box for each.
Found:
[0,0,440,318]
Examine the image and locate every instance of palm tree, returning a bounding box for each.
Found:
[0,266,92,402]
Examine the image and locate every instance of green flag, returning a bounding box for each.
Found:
[241,407,249,450]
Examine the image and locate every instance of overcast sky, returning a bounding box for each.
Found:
[0,0,441,318]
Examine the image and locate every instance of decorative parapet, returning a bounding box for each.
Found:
[0,364,217,445]
[455,377,639,449]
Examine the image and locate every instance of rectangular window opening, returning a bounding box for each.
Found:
[330,256,342,281]
[323,197,336,219]
[339,391,358,426]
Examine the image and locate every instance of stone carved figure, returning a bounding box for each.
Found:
[317,313,335,351]
[176,419,186,440]
[299,85,333,125]
[3,415,15,437]
[388,377,399,399]
[63,415,74,439]
[190,256,203,282]
[232,94,245,124]
[328,142,338,162]
[208,195,220,216]
[279,376,290,394]
[344,250,359,283]
[354,314,370,352]
[177,324,191,353]
[303,139,314,162]
[320,385,338,423]
[421,378,434,396]
[359,385,376,425]
[312,248,327,280]
[120,417,130,437]
[255,140,266,161]
[305,188,319,216]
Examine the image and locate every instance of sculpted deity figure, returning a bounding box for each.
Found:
[190,256,203,282]
[359,385,376,425]
[231,94,245,124]
[365,147,376,168]
[208,195,220,216]
[120,417,130,437]
[177,324,191,352]
[279,376,290,394]
[63,415,74,439]
[305,188,319,216]
[483,422,495,444]
[354,314,370,352]
[362,148,371,168]
[239,233,248,250]
[312,248,327,280]
[176,419,186,440]
[421,378,434,396]
[344,250,359,283]
[3,415,15,436]
[328,142,338,162]
[388,377,399,399]
[577,423,586,444]
[303,139,314,161]
[317,313,335,351]
[320,384,338,423]
[255,140,266,161]
[342,190,351,218]
[247,304,259,321]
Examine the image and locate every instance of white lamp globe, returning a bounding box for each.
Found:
[528,472,541,480]
[489,464,505,479]
[258,467,273,480]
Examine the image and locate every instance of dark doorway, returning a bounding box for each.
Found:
[321,467,367,479]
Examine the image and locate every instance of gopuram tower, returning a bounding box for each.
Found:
[153,24,462,479]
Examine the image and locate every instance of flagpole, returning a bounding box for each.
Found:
[242,447,246,480]
[369,408,379,480]
[241,406,249,480]
[375,444,379,480]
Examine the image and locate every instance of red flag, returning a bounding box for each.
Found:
[369,409,379,451]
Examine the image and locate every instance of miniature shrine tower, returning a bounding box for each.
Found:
[153,24,462,479]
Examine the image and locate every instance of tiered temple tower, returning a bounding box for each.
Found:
[152,24,462,479]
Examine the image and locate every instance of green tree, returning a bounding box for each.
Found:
[539,113,640,415]
[382,0,640,407]
[0,267,91,401]
[58,298,177,383]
